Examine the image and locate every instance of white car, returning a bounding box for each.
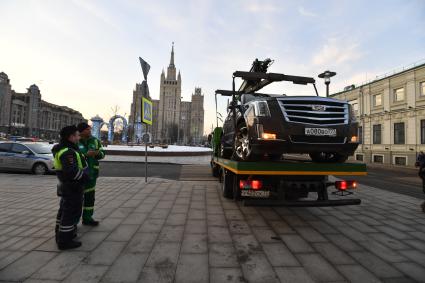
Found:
[0,142,54,175]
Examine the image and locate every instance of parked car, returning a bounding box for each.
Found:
[0,142,54,175]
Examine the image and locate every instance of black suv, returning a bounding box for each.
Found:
[219,59,359,163]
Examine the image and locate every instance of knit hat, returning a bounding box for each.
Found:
[60,125,78,140]
[77,122,90,133]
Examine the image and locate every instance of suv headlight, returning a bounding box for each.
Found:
[253,101,271,117]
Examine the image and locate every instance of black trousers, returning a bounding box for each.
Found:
[419,167,425,194]
[55,188,83,244]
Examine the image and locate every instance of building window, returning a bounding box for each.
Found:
[394,156,407,166]
[373,124,381,144]
[373,155,384,163]
[358,126,363,144]
[394,87,405,102]
[356,154,364,161]
[421,120,425,144]
[373,94,382,106]
[394,122,405,144]
[349,100,359,116]
[421,82,425,96]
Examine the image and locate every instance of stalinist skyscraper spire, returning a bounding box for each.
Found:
[167,42,176,80]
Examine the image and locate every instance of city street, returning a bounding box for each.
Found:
[0,169,424,282]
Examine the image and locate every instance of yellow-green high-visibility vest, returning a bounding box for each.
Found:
[54,148,83,170]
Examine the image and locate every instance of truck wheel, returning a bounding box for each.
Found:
[222,169,234,199]
[309,152,348,163]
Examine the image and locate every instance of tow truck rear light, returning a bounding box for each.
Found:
[335,180,357,191]
[350,136,358,143]
[239,179,263,190]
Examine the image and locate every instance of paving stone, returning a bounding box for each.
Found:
[358,240,407,263]
[90,218,123,232]
[393,262,425,282]
[106,224,139,242]
[295,227,328,242]
[121,213,148,225]
[307,220,337,234]
[262,243,299,267]
[77,231,109,251]
[208,226,232,243]
[269,220,295,234]
[313,242,355,265]
[350,251,404,278]
[87,241,127,265]
[102,252,148,283]
[209,243,239,267]
[157,225,184,242]
[0,250,26,270]
[181,233,207,253]
[0,251,57,281]
[325,233,364,252]
[232,234,262,254]
[228,220,251,234]
[399,250,425,267]
[280,234,314,253]
[206,214,227,226]
[239,252,279,283]
[336,264,382,283]
[31,251,88,280]
[185,219,207,234]
[252,228,280,243]
[165,213,186,226]
[109,207,134,218]
[296,253,345,282]
[146,242,180,268]
[369,233,410,250]
[274,267,315,283]
[175,254,208,283]
[125,232,158,254]
[62,264,108,283]
[138,218,165,233]
[209,267,244,283]
[405,239,425,252]
[137,266,174,283]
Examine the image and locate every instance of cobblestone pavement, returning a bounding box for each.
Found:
[0,173,424,282]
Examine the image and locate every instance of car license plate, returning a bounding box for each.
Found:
[241,190,270,198]
[305,128,337,137]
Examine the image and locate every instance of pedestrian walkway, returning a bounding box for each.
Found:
[0,173,424,282]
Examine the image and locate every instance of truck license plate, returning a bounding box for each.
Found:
[241,190,270,198]
[305,128,337,137]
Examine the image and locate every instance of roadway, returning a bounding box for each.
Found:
[100,161,425,200]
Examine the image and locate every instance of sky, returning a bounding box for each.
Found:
[1,0,424,134]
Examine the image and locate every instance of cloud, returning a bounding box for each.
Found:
[298,6,318,17]
[244,0,279,13]
[312,37,364,67]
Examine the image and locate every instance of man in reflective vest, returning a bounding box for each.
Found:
[77,122,105,226]
[52,125,89,250]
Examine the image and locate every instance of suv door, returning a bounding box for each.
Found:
[10,143,33,170]
[0,143,13,169]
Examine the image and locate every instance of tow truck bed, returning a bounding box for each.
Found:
[211,157,367,207]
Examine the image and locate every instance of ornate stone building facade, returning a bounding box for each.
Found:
[130,44,204,144]
[0,72,85,140]
[331,63,425,166]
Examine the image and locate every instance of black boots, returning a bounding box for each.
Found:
[82,219,99,226]
[57,240,82,250]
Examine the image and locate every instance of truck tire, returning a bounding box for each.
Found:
[309,152,348,163]
[222,169,234,199]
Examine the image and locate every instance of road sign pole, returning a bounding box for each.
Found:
[145,142,148,183]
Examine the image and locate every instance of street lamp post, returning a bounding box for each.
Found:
[318,70,337,97]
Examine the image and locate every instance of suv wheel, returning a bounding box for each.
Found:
[309,152,348,163]
[233,124,259,161]
[33,163,48,175]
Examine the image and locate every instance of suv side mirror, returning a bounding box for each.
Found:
[22,150,31,155]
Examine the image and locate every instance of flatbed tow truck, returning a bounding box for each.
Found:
[211,156,367,207]
[210,59,367,207]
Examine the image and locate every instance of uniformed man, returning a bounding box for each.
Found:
[52,125,89,250]
[415,151,425,212]
[77,122,105,226]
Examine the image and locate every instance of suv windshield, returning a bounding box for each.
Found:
[25,143,52,154]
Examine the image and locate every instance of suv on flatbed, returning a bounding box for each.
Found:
[219,59,359,163]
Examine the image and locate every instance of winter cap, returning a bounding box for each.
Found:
[60,125,78,140]
[77,122,90,133]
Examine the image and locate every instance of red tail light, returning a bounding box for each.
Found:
[239,179,263,190]
[335,180,357,191]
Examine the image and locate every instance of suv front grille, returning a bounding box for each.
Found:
[279,98,348,126]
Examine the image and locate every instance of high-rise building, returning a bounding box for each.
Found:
[143,43,204,144]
